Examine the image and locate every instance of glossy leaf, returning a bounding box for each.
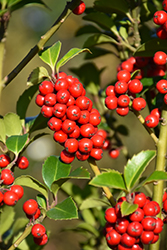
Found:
[15,175,48,198]
[121,201,138,217]
[83,34,118,48]
[36,194,47,209]
[56,48,90,73]
[16,85,39,119]
[29,113,48,133]
[80,198,110,210]
[0,206,15,236]
[6,133,29,155]
[27,67,50,86]
[3,113,22,136]
[134,38,167,57]
[75,25,101,36]
[94,0,131,19]
[70,63,102,95]
[0,118,6,143]
[42,156,71,190]
[139,171,167,187]
[89,170,127,191]
[83,12,118,34]
[46,197,78,220]
[51,167,90,196]
[124,150,156,191]
[39,41,62,72]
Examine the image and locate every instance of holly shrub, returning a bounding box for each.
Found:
[1,0,167,250]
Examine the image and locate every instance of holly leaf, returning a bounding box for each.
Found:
[137,171,167,188]
[134,38,167,57]
[29,113,48,133]
[0,206,15,236]
[75,25,101,36]
[36,194,47,209]
[0,118,6,143]
[39,41,62,72]
[121,201,138,217]
[6,133,29,155]
[83,34,118,48]
[124,150,156,191]
[16,85,39,119]
[3,113,22,137]
[84,47,111,59]
[56,48,90,73]
[80,198,110,210]
[42,156,71,190]
[27,67,50,86]
[14,175,48,199]
[46,197,78,220]
[89,170,127,191]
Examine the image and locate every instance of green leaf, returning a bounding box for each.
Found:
[36,194,47,209]
[71,222,99,237]
[80,198,110,210]
[83,34,118,48]
[70,63,101,95]
[14,175,48,198]
[46,197,78,220]
[75,25,101,36]
[83,12,118,34]
[39,41,62,72]
[0,206,15,236]
[42,156,71,190]
[16,85,39,119]
[139,171,167,187]
[0,118,6,143]
[56,48,90,73]
[69,167,90,179]
[89,170,127,191]
[29,113,48,133]
[12,217,29,237]
[134,38,167,57]
[121,201,138,217]
[9,0,47,12]
[94,0,131,19]
[27,67,50,86]
[3,113,22,136]
[124,150,156,191]
[6,134,28,155]
[119,26,128,41]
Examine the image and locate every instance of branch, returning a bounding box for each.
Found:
[1,0,81,88]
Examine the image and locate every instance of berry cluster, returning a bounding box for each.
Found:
[0,154,29,206]
[35,72,105,163]
[104,193,163,250]
[23,199,48,246]
[72,0,86,15]
[153,0,167,39]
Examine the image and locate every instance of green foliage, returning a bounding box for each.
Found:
[27,67,50,86]
[46,197,78,220]
[3,113,22,137]
[0,206,15,237]
[6,133,29,155]
[121,201,138,217]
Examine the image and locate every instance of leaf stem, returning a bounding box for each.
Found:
[132,109,158,145]
[7,224,32,250]
[149,105,167,250]
[87,157,116,206]
[1,0,81,88]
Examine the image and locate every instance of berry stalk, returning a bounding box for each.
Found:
[87,157,116,206]
[149,105,167,250]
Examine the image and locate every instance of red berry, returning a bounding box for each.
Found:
[77,110,90,124]
[44,93,57,106]
[62,119,76,134]
[143,201,156,216]
[41,105,53,118]
[154,217,164,234]
[134,192,146,208]
[140,231,154,245]
[47,117,62,131]
[141,217,156,231]
[66,105,81,121]
[78,138,93,153]
[72,1,86,15]
[102,139,111,150]
[64,138,79,153]
[27,208,41,220]
[31,224,46,238]
[105,96,117,110]
[156,26,167,39]
[60,149,75,164]
[153,51,167,65]
[55,72,67,79]
[53,103,67,118]
[132,97,146,111]
[106,229,121,246]
[0,192,3,203]
[105,85,116,96]
[153,10,167,25]
[105,207,117,223]
[89,112,101,126]
[90,148,103,160]
[109,149,120,159]
[10,185,24,200]
[96,129,107,140]
[0,154,10,168]
[121,60,134,72]
[54,78,69,91]
[17,156,29,170]
[68,125,80,139]
[145,114,159,128]
[126,221,143,237]
[3,191,18,206]
[128,79,143,94]
[39,81,54,95]
[163,191,167,202]
[163,199,167,212]
[129,207,144,222]
[75,96,90,110]
[115,218,129,234]
[69,82,83,98]
[35,94,45,107]
[0,169,14,185]
[150,108,161,119]
[120,233,136,248]
[115,81,128,94]
[75,151,90,161]
[53,130,68,144]
[33,233,48,246]
[91,134,105,148]
[66,95,76,107]
[56,89,70,104]
[117,95,130,107]
[117,70,131,82]
[23,199,38,215]
[163,0,167,11]
[116,107,129,116]
[80,123,95,138]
